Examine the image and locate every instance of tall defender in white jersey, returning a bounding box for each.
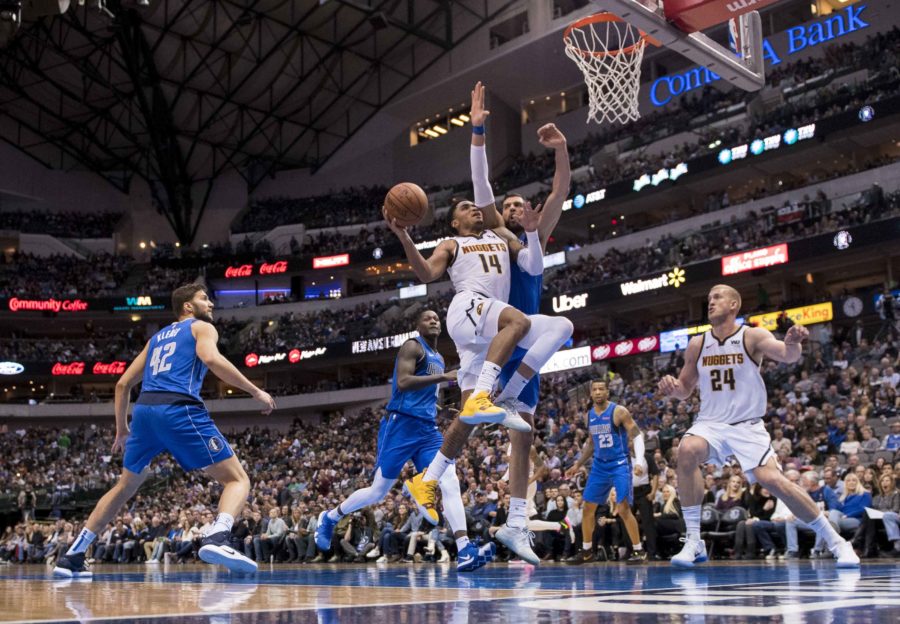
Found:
[658,284,858,568]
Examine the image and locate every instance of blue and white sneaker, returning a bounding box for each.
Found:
[315,510,338,552]
[52,552,92,579]
[671,537,708,568]
[198,530,258,574]
[457,541,496,572]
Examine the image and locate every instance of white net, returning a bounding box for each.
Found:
[564,16,647,125]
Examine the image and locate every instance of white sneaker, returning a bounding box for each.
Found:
[438,550,450,563]
[830,540,860,568]
[366,548,381,559]
[764,549,777,560]
[376,555,388,563]
[144,559,159,565]
[671,537,708,568]
[497,400,533,433]
[496,524,539,565]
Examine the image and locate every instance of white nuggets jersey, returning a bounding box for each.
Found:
[696,325,767,425]
[446,230,511,302]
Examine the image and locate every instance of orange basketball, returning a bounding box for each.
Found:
[384,182,429,227]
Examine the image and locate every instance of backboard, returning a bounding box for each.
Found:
[592,0,766,91]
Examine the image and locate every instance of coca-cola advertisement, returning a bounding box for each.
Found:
[92,361,127,375]
[51,362,86,376]
[224,264,254,278]
[259,261,288,275]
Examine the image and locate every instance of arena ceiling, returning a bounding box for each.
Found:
[0,0,519,241]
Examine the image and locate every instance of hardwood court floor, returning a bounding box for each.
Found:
[1,560,899,623]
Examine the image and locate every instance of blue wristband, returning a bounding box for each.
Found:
[472,125,485,135]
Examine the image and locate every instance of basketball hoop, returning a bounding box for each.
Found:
[563,13,655,125]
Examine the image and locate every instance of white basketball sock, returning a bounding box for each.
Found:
[683,505,701,540]
[507,497,528,529]
[210,512,234,535]
[424,452,454,483]
[809,513,842,550]
[67,528,96,556]
[473,362,502,395]
[496,372,529,403]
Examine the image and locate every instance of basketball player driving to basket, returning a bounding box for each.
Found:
[658,284,859,568]
[383,125,574,563]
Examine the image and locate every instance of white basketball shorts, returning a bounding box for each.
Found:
[446,292,510,392]
[683,419,777,484]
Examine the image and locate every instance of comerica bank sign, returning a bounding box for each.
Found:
[650,5,870,106]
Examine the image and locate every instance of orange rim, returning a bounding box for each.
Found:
[563,12,661,57]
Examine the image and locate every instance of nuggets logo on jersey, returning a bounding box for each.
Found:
[447,230,512,302]
[696,326,767,425]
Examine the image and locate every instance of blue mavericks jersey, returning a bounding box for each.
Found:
[140,318,208,401]
[386,337,444,421]
[590,402,629,464]
[508,232,541,314]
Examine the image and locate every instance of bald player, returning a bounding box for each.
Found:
[658,284,859,568]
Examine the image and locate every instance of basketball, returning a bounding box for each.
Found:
[384,182,429,227]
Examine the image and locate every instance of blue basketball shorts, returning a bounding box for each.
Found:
[499,346,540,410]
[583,459,633,505]
[124,403,233,474]
[375,412,444,480]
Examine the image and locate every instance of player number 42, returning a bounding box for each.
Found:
[149,343,176,376]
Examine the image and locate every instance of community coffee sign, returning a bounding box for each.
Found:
[8,298,90,313]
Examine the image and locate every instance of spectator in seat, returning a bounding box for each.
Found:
[785,471,829,558]
[883,422,900,452]
[752,469,803,559]
[851,473,900,558]
[255,507,287,563]
[716,475,748,511]
[654,485,685,554]
[142,515,167,562]
[734,484,776,559]
[821,473,872,548]
[840,430,861,457]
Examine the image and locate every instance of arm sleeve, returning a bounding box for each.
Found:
[515,229,544,276]
[470,144,495,208]
[633,433,645,460]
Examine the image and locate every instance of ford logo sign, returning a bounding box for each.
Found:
[0,361,24,375]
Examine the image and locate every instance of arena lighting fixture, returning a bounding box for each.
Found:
[423,129,439,138]
[432,125,447,135]
[450,118,465,127]
[0,0,21,48]
[458,114,470,122]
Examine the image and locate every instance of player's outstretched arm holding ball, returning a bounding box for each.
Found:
[383,207,455,284]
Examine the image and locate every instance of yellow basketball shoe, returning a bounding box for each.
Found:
[403,472,439,525]
[458,391,507,426]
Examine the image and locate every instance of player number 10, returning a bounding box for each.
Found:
[149,343,176,376]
